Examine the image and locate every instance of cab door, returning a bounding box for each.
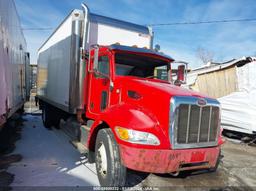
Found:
[88,48,112,115]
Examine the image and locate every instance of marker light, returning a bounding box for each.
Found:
[115,127,160,145]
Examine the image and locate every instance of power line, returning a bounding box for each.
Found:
[22,27,53,31]
[149,18,256,26]
[21,18,256,30]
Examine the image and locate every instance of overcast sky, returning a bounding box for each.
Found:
[15,0,256,68]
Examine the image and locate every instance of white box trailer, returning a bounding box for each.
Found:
[37,4,153,114]
[0,0,29,128]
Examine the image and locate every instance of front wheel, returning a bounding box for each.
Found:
[95,129,127,187]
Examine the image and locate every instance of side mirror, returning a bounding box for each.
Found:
[172,61,188,86]
[177,65,185,82]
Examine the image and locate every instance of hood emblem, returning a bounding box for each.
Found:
[197,98,207,106]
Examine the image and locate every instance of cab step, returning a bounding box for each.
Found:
[59,118,93,154]
[59,119,79,141]
[70,140,88,154]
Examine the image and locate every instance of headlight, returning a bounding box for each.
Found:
[115,127,160,145]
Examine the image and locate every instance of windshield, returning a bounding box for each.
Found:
[115,52,170,81]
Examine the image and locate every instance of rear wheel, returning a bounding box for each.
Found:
[42,104,61,129]
[51,109,61,129]
[42,105,52,129]
[95,129,127,186]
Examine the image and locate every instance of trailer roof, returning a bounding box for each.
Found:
[109,45,174,61]
[90,13,150,34]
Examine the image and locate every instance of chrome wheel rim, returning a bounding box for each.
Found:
[97,142,108,177]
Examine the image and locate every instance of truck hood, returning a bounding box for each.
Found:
[116,76,209,99]
[114,76,214,148]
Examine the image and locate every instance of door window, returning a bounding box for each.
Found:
[97,56,110,77]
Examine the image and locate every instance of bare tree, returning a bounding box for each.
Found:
[196,47,214,64]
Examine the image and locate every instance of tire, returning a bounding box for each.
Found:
[42,105,61,129]
[51,110,61,129]
[18,105,25,114]
[42,105,52,129]
[95,129,127,187]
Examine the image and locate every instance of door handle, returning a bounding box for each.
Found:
[110,81,114,92]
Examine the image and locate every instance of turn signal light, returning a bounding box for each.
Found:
[115,126,160,145]
[116,127,129,140]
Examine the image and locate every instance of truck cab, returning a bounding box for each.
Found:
[79,44,224,186]
[86,45,173,115]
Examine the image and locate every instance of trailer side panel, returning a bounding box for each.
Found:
[37,10,84,113]
[0,0,27,128]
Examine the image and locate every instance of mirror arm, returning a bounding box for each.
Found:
[93,45,99,70]
[167,62,172,83]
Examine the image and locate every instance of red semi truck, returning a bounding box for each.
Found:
[37,3,224,186]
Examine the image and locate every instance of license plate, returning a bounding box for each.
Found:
[190,151,205,162]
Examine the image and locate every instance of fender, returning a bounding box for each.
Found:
[87,103,171,150]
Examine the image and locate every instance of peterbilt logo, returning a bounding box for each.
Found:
[197,98,207,106]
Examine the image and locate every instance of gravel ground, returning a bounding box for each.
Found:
[6,110,256,191]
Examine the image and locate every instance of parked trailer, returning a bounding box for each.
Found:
[37,3,224,186]
[0,0,30,128]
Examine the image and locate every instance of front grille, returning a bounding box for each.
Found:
[176,104,219,144]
